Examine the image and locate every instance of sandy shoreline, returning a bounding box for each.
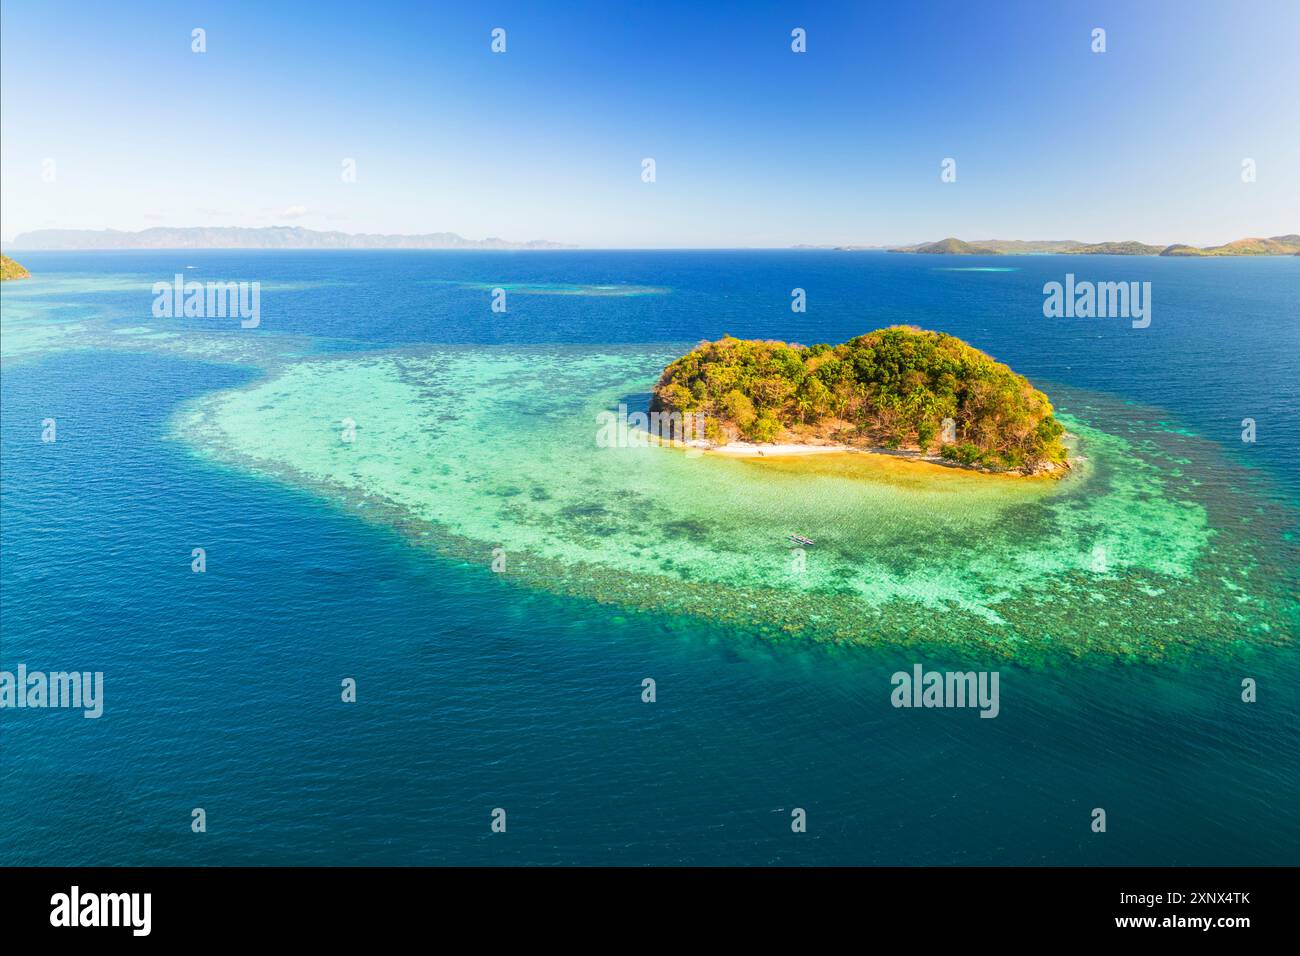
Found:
[695,440,853,458]
[666,436,1074,477]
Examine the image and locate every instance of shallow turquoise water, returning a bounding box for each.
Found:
[2,251,1296,865]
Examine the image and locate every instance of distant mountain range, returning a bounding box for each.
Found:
[5,226,571,251]
[890,235,1300,256]
[7,228,1297,255]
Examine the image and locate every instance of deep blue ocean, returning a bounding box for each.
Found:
[2,250,1297,865]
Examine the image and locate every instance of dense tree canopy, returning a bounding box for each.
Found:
[650,326,1067,471]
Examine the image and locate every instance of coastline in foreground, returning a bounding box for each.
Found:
[0,254,30,280]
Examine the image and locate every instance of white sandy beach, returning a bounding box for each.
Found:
[668,435,1075,477]
[628,428,1074,476]
[694,440,855,458]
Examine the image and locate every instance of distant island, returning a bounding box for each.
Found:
[5,226,571,251]
[890,235,1300,256]
[790,243,893,251]
[650,326,1068,475]
[1,254,30,280]
[883,236,1300,257]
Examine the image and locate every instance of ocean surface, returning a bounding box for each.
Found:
[1,250,1296,865]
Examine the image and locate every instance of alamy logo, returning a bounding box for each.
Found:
[1043,273,1150,328]
[891,664,1000,718]
[0,665,103,718]
[152,275,261,328]
[50,886,151,936]
[596,405,706,449]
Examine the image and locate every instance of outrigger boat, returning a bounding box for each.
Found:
[788,534,815,548]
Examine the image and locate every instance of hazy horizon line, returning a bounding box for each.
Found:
[5,223,1297,252]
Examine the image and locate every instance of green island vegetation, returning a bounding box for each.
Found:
[1072,240,1166,255]
[895,237,1007,255]
[650,326,1068,474]
[1,254,31,280]
[1161,235,1300,256]
[890,234,1300,256]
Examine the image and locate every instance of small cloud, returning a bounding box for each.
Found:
[281,205,310,219]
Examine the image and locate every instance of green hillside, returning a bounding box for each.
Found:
[1,254,31,280]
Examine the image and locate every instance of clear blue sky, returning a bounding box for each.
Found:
[2,0,1297,247]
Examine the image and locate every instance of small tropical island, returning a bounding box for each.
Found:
[1,254,31,280]
[650,326,1068,475]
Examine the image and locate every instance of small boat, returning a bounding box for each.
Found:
[788,534,815,548]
